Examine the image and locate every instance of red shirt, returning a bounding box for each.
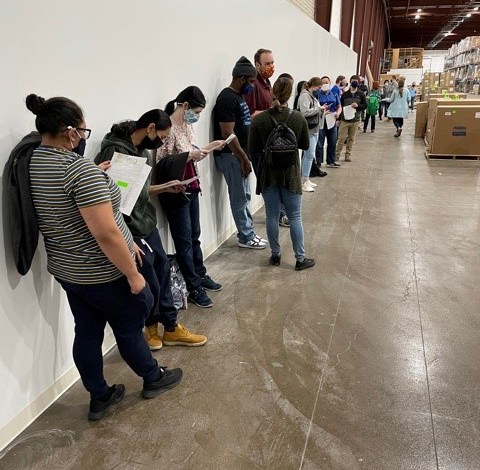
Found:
[245,74,272,114]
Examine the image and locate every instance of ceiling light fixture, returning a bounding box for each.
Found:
[415,14,420,19]
[466,13,472,17]
[417,8,422,12]
[474,7,479,11]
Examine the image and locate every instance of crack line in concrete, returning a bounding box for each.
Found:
[298,159,376,470]
[402,160,440,470]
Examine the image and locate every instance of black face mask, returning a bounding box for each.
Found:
[138,135,163,150]
[73,138,87,156]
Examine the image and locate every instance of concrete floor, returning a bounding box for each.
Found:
[2,113,480,470]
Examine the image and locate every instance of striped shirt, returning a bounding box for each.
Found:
[30,146,134,284]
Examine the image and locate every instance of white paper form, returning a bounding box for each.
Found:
[325,113,337,129]
[343,105,356,120]
[106,152,151,216]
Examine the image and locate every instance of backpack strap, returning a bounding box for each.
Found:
[284,109,293,126]
[266,108,279,127]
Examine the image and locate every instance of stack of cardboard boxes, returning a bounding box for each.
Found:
[415,96,480,157]
[421,72,456,100]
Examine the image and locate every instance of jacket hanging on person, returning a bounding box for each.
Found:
[4,131,42,275]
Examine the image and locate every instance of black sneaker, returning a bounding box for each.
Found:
[279,215,290,227]
[295,258,316,271]
[326,163,340,168]
[318,170,328,177]
[142,368,183,399]
[201,275,223,292]
[270,254,281,266]
[188,287,213,308]
[88,384,126,421]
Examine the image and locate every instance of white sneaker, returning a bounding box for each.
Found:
[254,235,268,245]
[302,182,315,192]
[308,180,317,188]
[238,238,267,250]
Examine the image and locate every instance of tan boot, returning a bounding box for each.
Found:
[144,323,163,350]
[162,324,207,347]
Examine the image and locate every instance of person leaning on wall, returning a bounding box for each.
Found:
[26,94,182,421]
[95,110,208,350]
[157,86,224,308]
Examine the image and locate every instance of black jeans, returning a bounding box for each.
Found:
[59,276,162,399]
[134,228,177,329]
[364,113,376,131]
[164,193,206,293]
[393,118,404,129]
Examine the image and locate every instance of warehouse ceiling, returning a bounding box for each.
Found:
[388,0,480,50]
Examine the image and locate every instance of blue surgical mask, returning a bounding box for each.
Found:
[184,109,200,125]
[241,83,255,95]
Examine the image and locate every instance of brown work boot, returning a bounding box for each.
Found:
[144,323,163,350]
[163,324,207,347]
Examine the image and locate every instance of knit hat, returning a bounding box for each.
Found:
[232,56,257,78]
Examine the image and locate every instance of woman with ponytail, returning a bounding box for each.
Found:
[27,94,183,419]
[296,77,328,192]
[95,109,208,351]
[156,86,224,308]
[384,78,411,137]
[248,78,315,271]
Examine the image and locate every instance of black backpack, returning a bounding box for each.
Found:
[263,109,298,169]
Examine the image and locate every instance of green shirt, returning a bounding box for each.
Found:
[248,107,310,195]
[30,146,134,284]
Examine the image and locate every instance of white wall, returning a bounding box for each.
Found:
[330,0,343,40]
[0,0,357,450]
[423,50,448,73]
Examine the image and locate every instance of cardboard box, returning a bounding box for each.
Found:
[415,102,428,138]
[428,105,480,155]
[425,98,480,144]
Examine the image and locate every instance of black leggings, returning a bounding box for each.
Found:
[393,118,404,129]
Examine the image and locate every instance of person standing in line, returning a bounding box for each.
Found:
[297,77,327,192]
[408,82,417,111]
[314,76,342,169]
[384,78,411,137]
[358,77,369,122]
[157,86,224,308]
[335,75,367,162]
[382,79,392,121]
[248,77,315,270]
[213,56,268,250]
[27,94,182,420]
[331,75,345,98]
[363,81,381,133]
[95,110,209,347]
[244,49,289,229]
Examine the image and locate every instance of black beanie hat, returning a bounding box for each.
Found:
[232,56,257,78]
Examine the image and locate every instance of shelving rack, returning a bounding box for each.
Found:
[444,36,480,94]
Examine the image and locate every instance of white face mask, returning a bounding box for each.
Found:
[321,84,330,92]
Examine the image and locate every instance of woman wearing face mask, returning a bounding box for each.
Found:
[383,79,411,138]
[314,76,342,169]
[27,94,183,420]
[95,110,208,351]
[156,86,224,309]
[297,77,328,192]
[381,79,392,121]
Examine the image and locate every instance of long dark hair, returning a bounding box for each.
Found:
[165,86,206,116]
[26,94,83,136]
[293,80,306,110]
[111,109,172,137]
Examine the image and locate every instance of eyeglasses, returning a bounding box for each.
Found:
[76,127,92,139]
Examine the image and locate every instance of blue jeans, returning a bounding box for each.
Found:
[58,276,162,399]
[215,153,255,243]
[262,186,305,260]
[316,122,337,165]
[164,193,206,293]
[301,133,319,178]
[134,229,178,329]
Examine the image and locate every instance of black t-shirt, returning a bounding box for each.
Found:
[213,87,251,156]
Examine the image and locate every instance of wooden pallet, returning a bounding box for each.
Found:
[425,150,480,161]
